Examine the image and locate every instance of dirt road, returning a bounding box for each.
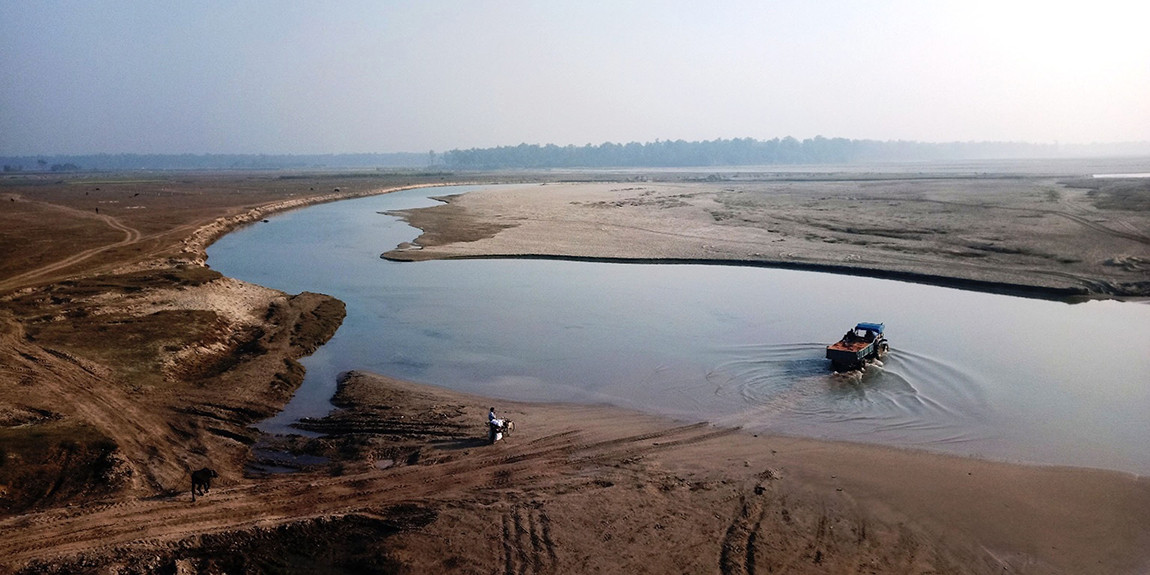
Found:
[0,201,142,293]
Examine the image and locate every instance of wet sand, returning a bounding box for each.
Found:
[303,372,1150,574]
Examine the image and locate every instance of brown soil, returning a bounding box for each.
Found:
[6,372,1148,574]
[1,170,1148,574]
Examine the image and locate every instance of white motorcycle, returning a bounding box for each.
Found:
[489,418,515,443]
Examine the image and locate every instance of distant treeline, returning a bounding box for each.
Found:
[4,139,1148,173]
[442,137,1150,169]
[0,152,430,172]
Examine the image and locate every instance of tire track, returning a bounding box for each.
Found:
[502,512,517,575]
[569,426,742,466]
[23,341,188,491]
[500,504,557,575]
[0,206,142,293]
[720,493,768,575]
[3,183,453,294]
[897,197,1150,245]
[0,330,189,492]
[1050,209,1150,244]
[0,420,736,570]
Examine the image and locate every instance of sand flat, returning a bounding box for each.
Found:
[386,177,1150,298]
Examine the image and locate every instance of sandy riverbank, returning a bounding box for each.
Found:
[1,170,1149,573]
[384,176,1150,299]
[298,372,1150,575]
[6,370,1149,573]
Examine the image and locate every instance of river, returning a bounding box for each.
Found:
[206,185,1150,474]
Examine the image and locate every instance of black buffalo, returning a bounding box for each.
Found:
[191,467,218,502]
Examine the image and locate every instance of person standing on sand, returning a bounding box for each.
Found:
[488,407,504,444]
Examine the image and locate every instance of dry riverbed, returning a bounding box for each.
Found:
[386,176,1150,298]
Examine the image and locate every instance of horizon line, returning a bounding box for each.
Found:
[4,136,1150,159]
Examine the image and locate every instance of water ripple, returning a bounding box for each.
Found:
[707,342,995,448]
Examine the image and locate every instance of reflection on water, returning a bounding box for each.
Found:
[207,186,1150,474]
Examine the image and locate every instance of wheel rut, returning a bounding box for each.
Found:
[0,203,143,293]
[0,419,736,569]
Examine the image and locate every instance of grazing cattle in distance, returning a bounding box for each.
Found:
[191,467,218,502]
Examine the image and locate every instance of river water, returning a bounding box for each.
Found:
[206,185,1150,474]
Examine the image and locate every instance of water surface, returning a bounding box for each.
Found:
[207,186,1150,474]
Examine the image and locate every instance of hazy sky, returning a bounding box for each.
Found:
[3,1,1148,155]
